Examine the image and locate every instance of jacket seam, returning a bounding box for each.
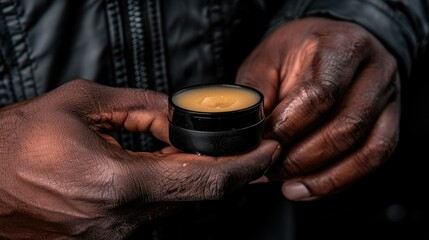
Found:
[0,0,38,102]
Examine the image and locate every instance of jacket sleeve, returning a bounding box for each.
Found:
[267,0,429,80]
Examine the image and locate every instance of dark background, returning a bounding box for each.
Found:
[294,51,429,239]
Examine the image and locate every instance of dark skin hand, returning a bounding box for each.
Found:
[236,17,400,201]
[0,79,281,239]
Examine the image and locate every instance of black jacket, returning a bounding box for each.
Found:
[1,0,428,239]
[1,0,428,151]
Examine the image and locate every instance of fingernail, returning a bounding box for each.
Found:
[282,182,310,200]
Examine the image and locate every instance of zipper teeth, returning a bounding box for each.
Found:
[147,0,169,94]
[105,0,129,87]
[127,0,149,89]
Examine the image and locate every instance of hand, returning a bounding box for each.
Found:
[0,79,280,238]
[236,17,400,201]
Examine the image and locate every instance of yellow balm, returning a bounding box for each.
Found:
[172,85,260,112]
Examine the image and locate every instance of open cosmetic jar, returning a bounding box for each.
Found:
[168,84,265,156]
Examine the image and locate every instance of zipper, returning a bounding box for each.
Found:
[123,0,169,94]
[125,0,150,89]
[121,0,169,151]
[145,0,169,94]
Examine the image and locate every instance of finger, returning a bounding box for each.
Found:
[280,96,400,201]
[120,140,281,202]
[235,47,279,113]
[267,65,399,179]
[264,21,375,143]
[49,79,170,143]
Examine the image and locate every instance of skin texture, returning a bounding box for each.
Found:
[236,17,401,201]
[0,79,281,239]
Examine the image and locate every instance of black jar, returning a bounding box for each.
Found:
[168,84,265,156]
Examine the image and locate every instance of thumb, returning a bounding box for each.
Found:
[121,139,282,202]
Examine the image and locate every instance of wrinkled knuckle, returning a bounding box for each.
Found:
[336,113,368,146]
[320,77,341,98]
[302,82,336,114]
[272,82,337,141]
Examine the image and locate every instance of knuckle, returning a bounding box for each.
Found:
[334,113,368,147]
[301,81,336,115]
[330,25,369,52]
[314,26,369,67]
[60,78,94,93]
[270,81,338,143]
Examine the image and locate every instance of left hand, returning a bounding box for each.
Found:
[236,17,401,201]
[0,79,281,238]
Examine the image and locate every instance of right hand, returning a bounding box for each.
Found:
[236,17,400,201]
[0,79,280,239]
